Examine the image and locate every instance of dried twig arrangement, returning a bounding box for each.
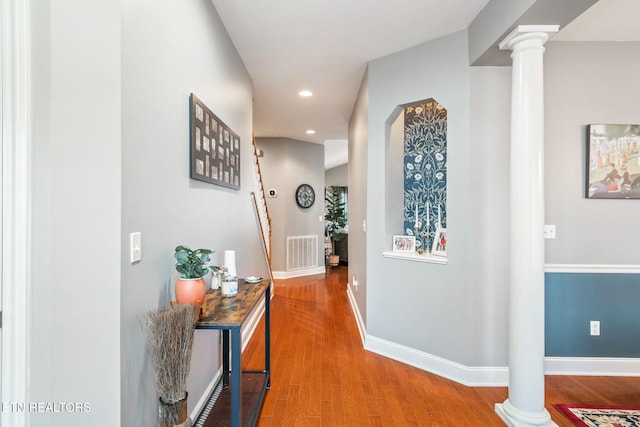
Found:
[141,304,199,404]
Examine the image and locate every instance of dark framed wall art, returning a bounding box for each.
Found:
[586,124,640,199]
[189,93,241,190]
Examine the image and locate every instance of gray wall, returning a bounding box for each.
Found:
[30,0,122,425]
[544,42,640,265]
[256,137,325,273]
[325,164,348,187]
[348,71,370,325]
[469,0,597,66]
[120,1,265,425]
[467,66,512,365]
[353,32,640,371]
[542,41,640,358]
[28,5,267,423]
[366,31,477,365]
[468,0,536,65]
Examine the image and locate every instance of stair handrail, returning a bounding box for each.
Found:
[250,136,272,264]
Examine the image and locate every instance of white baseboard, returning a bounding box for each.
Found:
[190,367,222,422]
[345,276,639,386]
[545,357,640,376]
[357,338,640,387]
[364,334,509,386]
[544,264,640,274]
[272,266,325,279]
[241,291,269,351]
[362,337,640,386]
[346,285,366,346]
[346,282,508,386]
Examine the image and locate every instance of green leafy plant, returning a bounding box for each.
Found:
[174,246,216,279]
[324,186,347,255]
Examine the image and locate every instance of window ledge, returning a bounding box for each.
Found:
[382,251,448,265]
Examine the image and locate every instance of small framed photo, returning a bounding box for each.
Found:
[393,235,416,252]
[432,227,447,256]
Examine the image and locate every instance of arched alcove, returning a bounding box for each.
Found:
[385,98,447,255]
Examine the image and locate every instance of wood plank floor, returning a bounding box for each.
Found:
[242,266,640,426]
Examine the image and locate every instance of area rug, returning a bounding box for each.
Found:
[554,404,640,427]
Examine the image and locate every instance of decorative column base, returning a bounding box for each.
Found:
[496,400,556,427]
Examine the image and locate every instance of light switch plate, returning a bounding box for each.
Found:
[130,232,142,263]
[544,224,556,239]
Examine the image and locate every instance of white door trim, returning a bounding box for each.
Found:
[1,1,31,425]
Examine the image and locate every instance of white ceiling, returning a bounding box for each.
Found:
[211,0,639,168]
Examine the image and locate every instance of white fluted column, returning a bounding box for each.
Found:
[495,25,558,427]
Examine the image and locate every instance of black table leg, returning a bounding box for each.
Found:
[231,326,242,427]
[222,329,230,389]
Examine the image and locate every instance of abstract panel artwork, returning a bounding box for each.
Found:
[190,94,240,190]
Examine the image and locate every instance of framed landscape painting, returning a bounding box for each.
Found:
[586,124,640,199]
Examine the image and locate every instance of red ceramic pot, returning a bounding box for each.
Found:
[175,277,206,304]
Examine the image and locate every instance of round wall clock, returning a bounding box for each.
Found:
[295,184,315,208]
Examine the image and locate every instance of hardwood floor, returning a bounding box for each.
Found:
[242,266,640,426]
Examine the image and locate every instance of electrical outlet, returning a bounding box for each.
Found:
[590,320,600,336]
[352,276,358,291]
[544,224,556,239]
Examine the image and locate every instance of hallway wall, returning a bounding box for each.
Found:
[364,31,478,366]
[325,164,348,187]
[120,0,263,425]
[256,137,325,275]
[544,41,640,265]
[351,34,640,379]
[542,41,640,360]
[29,1,122,425]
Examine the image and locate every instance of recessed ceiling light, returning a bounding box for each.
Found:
[306,129,316,134]
[298,90,313,97]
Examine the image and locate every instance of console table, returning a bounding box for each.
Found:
[194,279,271,427]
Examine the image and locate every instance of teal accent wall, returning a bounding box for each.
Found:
[545,272,640,357]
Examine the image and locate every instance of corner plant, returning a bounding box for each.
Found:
[174,246,216,279]
[324,186,347,255]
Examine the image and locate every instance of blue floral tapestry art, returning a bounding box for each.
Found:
[403,99,447,252]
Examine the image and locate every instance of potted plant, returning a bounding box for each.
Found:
[174,246,215,305]
[324,186,347,267]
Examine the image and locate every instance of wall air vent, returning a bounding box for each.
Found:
[286,235,318,271]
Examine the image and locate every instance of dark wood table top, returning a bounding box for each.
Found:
[197,279,270,328]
